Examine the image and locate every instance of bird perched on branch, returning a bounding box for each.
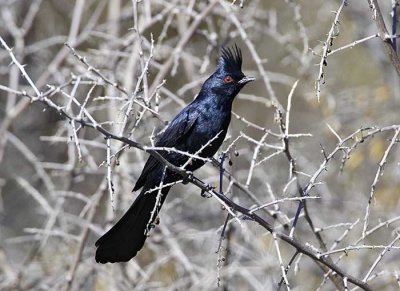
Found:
[95,45,255,263]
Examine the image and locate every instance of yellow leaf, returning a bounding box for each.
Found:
[346,151,364,170]
[369,138,385,162]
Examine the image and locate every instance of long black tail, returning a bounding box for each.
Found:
[95,185,171,264]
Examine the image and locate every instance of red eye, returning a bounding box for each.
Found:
[224,75,233,84]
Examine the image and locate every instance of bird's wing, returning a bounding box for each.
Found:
[133,106,200,191]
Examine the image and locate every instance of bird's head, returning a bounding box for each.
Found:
[208,45,255,98]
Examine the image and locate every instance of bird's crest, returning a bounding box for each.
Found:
[219,44,243,73]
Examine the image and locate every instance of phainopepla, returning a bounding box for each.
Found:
[95,45,254,263]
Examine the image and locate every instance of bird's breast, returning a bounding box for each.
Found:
[186,110,230,157]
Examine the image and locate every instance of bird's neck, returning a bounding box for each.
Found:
[196,89,234,112]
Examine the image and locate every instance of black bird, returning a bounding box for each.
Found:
[95,45,255,263]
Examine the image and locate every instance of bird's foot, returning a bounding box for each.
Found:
[182,171,193,184]
[201,184,215,198]
[243,215,255,222]
[145,221,158,237]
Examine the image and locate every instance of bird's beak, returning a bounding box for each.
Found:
[238,76,256,85]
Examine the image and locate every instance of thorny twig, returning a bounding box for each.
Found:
[315,0,347,101]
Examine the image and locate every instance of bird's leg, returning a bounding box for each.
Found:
[218,152,228,193]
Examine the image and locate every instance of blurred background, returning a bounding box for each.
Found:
[0,0,399,290]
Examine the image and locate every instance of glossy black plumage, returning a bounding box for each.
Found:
[95,45,254,263]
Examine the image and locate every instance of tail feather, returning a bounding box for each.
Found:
[95,186,171,264]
